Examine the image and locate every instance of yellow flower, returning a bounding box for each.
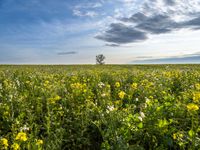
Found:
[131,83,137,90]
[173,133,176,140]
[118,91,126,99]
[44,80,49,84]
[193,92,200,103]
[1,138,8,148]
[195,83,200,90]
[48,95,61,104]
[54,95,61,101]
[15,132,28,142]
[173,132,183,140]
[36,139,43,145]
[115,82,120,88]
[187,103,199,111]
[43,80,50,87]
[25,81,30,84]
[11,143,20,150]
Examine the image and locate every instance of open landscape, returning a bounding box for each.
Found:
[1,0,200,149]
[0,65,200,149]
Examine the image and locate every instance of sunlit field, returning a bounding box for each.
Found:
[0,65,200,150]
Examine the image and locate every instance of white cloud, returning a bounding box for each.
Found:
[75,2,102,9]
[73,9,98,17]
[72,2,102,18]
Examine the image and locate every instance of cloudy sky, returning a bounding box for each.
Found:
[1,0,200,64]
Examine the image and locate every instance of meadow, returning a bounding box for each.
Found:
[0,65,200,150]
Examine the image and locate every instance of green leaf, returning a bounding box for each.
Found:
[188,129,195,137]
[137,122,143,129]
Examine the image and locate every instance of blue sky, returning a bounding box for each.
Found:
[1,0,200,64]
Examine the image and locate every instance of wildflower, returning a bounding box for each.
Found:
[54,95,61,101]
[36,139,43,145]
[48,95,61,104]
[11,143,20,150]
[20,125,30,132]
[115,82,120,88]
[43,80,49,87]
[101,93,106,97]
[193,92,200,103]
[131,83,137,89]
[149,96,153,99]
[195,83,200,90]
[140,112,145,118]
[173,132,183,140]
[98,82,105,88]
[70,82,82,89]
[1,138,8,148]
[118,91,125,99]
[187,103,199,111]
[25,81,30,84]
[138,116,143,121]
[107,105,115,111]
[15,132,28,142]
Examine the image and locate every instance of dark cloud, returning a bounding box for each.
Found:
[121,12,148,23]
[95,23,147,44]
[132,53,200,64]
[181,16,200,29]
[96,0,200,45]
[135,56,153,59]
[135,14,179,34]
[163,0,176,6]
[57,51,77,55]
[105,43,120,47]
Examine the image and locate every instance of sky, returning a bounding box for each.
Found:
[0,0,200,64]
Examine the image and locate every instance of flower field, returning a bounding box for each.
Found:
[0,65,200,150]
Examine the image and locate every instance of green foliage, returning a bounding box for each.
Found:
[0,64,200,149]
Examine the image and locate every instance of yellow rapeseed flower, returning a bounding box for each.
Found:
[36,139,43,145]
[187,103,199,111]
[48,95,61,104]
[195,83,200,90]
[131,83,137,90]
[173,133,176,140]
[11,143,20,150]
[115,82,120,88]
[173,132,183,140]
[118,91,126,99]
[193,92,200,103]
[43,80,50,87]
[54,95,61,101]
[1,138,8,148]
[15,132,28,142]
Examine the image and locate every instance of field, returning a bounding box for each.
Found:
[0,65,200,150]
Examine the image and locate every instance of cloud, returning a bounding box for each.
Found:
[163,0,176,6]
[57,51,77,55]
[181,16,200,29]
[135,14,178,34]
[95,23,147,44]
[73,2,102,17]
[75,2,102,9]
[105,43,120,47]
[73,9,98,17]
[132,52,200,64]
[96,0,200,45]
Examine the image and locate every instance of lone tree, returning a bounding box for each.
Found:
[96,54,105,65]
